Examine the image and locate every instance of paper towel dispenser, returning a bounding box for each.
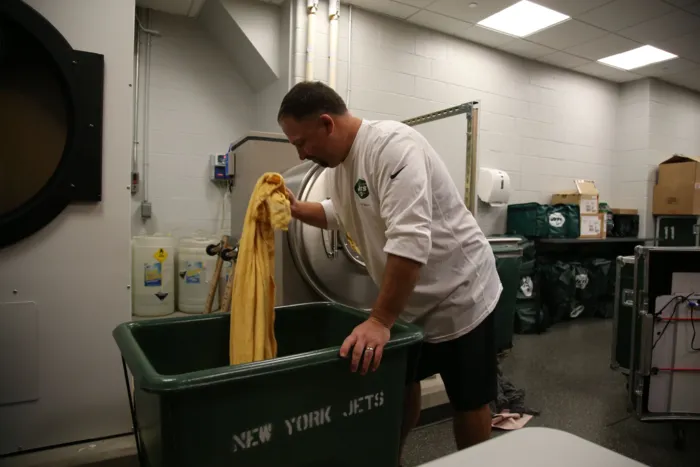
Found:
[478,167,512,207]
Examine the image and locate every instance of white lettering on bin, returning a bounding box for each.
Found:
[343,392,384,417]
[231,391,385,454]
[285,406,332,435]
[232,424,273,452]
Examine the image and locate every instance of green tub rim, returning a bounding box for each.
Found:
[114,301,424,394]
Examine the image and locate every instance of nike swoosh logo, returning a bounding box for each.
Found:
[390,165,407,179]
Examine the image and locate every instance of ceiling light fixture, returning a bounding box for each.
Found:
[477,0,570,37]
[598,45,678,70]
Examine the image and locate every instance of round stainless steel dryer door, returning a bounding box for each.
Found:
[285,162,378,310]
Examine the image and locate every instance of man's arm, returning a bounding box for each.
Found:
[340,134,432,375]
[287,189,340,230]
[369,253,421,329]
[290,200,328,229]
[340,253,422,376]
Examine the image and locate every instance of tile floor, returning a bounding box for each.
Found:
[402,319,700,467]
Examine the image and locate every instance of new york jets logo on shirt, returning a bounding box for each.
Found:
[354,179,369,199]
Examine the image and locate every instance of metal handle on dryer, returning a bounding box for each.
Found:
[321,229,338,259]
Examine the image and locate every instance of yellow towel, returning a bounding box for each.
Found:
[229,172,291,365]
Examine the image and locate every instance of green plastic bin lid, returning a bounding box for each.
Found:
[113,302,424,393]
[488,236,524,256]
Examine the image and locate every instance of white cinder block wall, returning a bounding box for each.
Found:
[614,79,652,235]
[138,1,700,239]
[649,80,700,159]
[253,0,294,132]
[131,12,255,239]
[614,79,700,238]
[293,5,617,235]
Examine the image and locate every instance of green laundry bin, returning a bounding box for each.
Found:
[489,239,523,353]
[113,302,423,467]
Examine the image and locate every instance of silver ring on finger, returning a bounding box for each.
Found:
[366,346,374,352]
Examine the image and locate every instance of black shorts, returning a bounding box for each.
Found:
[406,311,497,412]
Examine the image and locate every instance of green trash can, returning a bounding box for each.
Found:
[489,238,523,353]
[113,302,423,467]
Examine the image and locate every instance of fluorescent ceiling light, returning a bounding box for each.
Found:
[598,45,678,70]
[477,0,570,37]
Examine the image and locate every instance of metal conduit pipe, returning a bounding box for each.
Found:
[328,0,339,89]
[131,10,141,194]
[306,0,319,80]
[135,9,160,215]
[346,4,352,106]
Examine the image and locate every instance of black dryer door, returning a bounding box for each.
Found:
[0,0,104,248]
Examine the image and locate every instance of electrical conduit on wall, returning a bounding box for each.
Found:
[305,0,318,81]
[132,12,141,194]
[328,0,339,89]
[135,10,160,217]
[346,4,352,106]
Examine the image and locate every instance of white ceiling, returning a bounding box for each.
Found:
[334,0,700,92]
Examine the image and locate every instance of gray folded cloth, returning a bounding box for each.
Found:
[489,363,540,417]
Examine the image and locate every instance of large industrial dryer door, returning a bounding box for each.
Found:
[0,0,104,248]
[283,161,379,309]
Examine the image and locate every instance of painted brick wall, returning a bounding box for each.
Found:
[253,0,294,132]
[613,79,652,235]
[138,3,700,240]
[294,5,618,235]
[613,79,700,237]
[132,12,255,239]
[649,80,700,160]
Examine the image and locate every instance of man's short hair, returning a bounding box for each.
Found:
[277,81,348,121]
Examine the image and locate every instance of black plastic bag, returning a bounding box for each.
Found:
[540,260,576,325]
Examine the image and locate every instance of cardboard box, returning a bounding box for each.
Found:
[580,213,605,239]
[611,208,638,215]
[552,180,599,214]
[653,154,700,215]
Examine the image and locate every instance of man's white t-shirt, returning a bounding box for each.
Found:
[320,119,503,343]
